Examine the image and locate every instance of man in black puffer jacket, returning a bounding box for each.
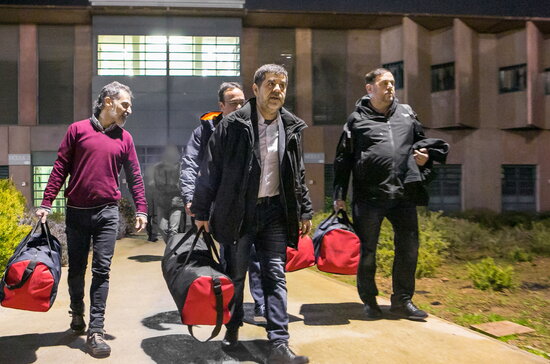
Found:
[333,68,449,321]
[192,64,312,364]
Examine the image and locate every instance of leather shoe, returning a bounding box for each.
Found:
[389,300,428,321]
[69,311,86,334]
[363,296,382,319]
[267,343,309,364]
[221,327,239,348]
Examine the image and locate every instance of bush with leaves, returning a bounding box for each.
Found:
[117,198,136,239]
[376,211,449,278]
[0,180,32,272]
[467,257,516,291]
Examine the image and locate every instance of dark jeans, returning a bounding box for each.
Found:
[65,204,119,333]
[224,197,288,345]
[220,243,265,312]
[352,199,419,305]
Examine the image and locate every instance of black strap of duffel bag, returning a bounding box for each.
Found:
[5,260,38,290]
[178,228,227,342]
[188,276,225,342]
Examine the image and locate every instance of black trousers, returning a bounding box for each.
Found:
[65,204,119,333]
[224,197,289,345]
[352,199,419,304]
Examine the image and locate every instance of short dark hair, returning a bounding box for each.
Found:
[218,82,243,103]
[253,64,288,87]
[93,81,133,117]
[365,68,392,85]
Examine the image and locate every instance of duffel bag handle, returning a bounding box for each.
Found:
[187,277,225,342]
[181,227,207,267]
[5,260,38,290]
[202,232,222,264]
[319,209,354,230]
[41,222,54,253]
[318,210,337,230]
[337,209,354,229]
[168,227,198,257]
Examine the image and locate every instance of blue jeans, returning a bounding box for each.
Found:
[224,197,289,345]
[65,204,119,333]
[352,199,419,305]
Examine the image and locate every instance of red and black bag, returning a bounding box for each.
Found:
[161,227,233,341]
[0,222,62,312]
[286,235,315,272]
[312,210,360,275]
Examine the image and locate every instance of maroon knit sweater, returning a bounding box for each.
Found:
[41,119,147,214]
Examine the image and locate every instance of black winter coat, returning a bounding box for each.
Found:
[191,98,313,248]
[333,95,449,205]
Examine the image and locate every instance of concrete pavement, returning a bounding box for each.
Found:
[0,236,547,364]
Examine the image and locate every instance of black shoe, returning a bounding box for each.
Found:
[254,305,267,324]
[69,311,86,334]
[221,327,239,348]
[267,343,309,364]
[86,331,111,358]
[389,300,428,321]
[363,297,382,319]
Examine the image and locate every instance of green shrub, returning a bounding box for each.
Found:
[508,247,533,262]
[467,257,516,291]
[529,221,550,256]
[117,198,136,239]
[0,180,32,272]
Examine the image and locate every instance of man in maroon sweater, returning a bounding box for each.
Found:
[36,81,147,358]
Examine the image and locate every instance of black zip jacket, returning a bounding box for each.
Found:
[191,98,313,248]
[180,112,223,204]
[333,95,449,205]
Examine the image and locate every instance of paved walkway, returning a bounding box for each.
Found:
[0,236,547,364]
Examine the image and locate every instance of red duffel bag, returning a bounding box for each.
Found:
[0,222,62,312]
[312,210,360,275]
[286,234,315,272]
[162,227,233,341]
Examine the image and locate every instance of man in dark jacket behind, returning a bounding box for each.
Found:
[193,64,313,364]
[180,82,267,322]
[333,68,449,321]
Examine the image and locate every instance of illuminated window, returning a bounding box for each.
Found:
[97,35,240,77]
[33,166,67,213]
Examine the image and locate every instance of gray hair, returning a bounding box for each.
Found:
[218,82,243,103]
[365,68,392,85]
[253,64,288,87]
[93,81,133,116]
